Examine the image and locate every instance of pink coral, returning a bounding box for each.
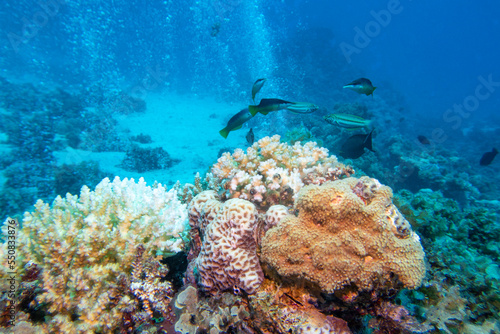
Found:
[189,192,263,294]
[210,135,354,211]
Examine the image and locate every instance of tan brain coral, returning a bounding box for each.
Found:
[191,193,264,294]
[260,176,425,293]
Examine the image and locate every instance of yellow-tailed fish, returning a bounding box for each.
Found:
[324,113,373,130]
[343,78,376,96]
[248,98,293,116]
[252,78,266,103]
[285,102,319,114]
[219,108,254,139]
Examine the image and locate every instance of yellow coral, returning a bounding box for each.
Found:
[261,177,425,293]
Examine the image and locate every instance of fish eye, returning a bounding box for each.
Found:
[250,188,256,195]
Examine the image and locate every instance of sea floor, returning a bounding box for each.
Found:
[53,92,248,188]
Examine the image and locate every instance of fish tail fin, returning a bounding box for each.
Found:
[493,148,499,153]
[248,105,259,117]
[365,129,375,152]
[365,120,374,130]
[219,127,230,139]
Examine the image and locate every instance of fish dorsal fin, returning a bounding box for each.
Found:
[259,98,292,106]
[336,113,365,121]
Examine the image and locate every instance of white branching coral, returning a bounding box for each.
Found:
[210,135,354,211]
[0,176,188,333]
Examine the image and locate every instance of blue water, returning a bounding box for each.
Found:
[0,1,499,332]
[313,1,500,121]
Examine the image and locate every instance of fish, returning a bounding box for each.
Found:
[248,98,293,116]
[417,135,431,145]
[219,108,254,139]
[246,128,254,145]
[211,22,221,37]
[480,148,498,166]
[324,113,373,130]
[252,78,266,103]
[285,102,319,114]
[343,78,377,96]
[339,130,375,159]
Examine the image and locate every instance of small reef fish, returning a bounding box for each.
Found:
[285,102,319,114]
[252,78,266,103]
[283,292,303,306]
[340,130,374,159]
[343,78,377,96]
[324,113,373,130]
[211,22,220,37]
[480,148,498,166]
[219,108,254,139]
[417,135,431,145]
[246,128,255,145]
[248,98,293,116]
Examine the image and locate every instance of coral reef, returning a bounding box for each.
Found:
[173,285,251,334]
[130,133,153,144]
[369,300,432,333]
[0,78,130,221]
[188,191,263,294]
[2,116,498,333]
[129,245,174,321]
[363,133,484,206]
[180,175,427,332]
[261,176,426,294]
[284,126,323,147]
[121,145,179,173]
[210,135,354,211]
[394,189,500,331]
[173,281,353,334]
[53,161,112,197]
[249,280,353,334]
[0,177,188,332]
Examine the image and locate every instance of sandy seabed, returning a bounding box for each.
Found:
[53,92,251,189]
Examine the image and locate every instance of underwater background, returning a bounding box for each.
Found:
[0,0,499,333]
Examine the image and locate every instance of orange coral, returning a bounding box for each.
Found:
[261,176,426,293]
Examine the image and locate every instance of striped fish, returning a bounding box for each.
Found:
[323,113,373,130]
